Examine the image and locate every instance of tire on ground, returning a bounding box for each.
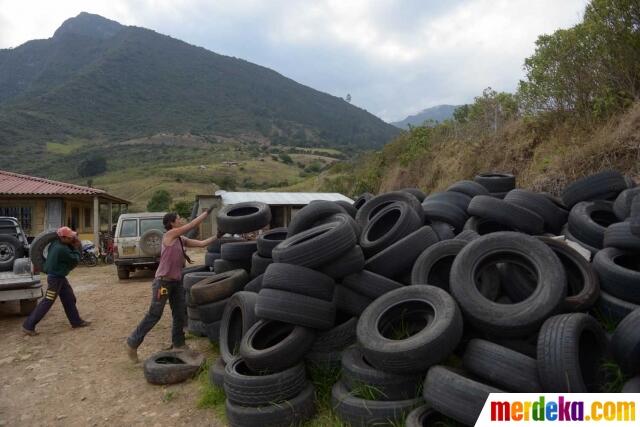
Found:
[143,350,205,385]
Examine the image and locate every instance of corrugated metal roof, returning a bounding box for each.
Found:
[0,170,130,203]
[215,191,353,205]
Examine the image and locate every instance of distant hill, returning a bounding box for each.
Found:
[0,12,399,177]
[391,105,459,129]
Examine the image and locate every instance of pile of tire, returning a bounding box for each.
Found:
[187,170,640,426]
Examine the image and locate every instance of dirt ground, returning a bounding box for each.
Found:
[0,250,223,427]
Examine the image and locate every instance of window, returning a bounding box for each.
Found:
[119,219,137,237]
[0,207,32,233]
[140,218,164,235]
[70,207,80,231]
[84,208,92,230]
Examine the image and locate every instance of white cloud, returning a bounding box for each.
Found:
[0,0,589,121]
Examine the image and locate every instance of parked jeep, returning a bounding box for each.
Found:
[0,217,42,315]
[113,212,165,280]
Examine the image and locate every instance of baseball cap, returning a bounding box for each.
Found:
[57,226,77,238]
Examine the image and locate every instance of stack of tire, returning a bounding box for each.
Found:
[204,237,244,270]
[183,269,217,337]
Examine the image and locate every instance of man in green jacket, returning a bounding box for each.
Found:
[22,226,91,335]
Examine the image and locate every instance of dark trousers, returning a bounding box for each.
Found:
[127,278,185,349]
[23,275,82,330]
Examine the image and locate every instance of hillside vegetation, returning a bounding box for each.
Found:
[321,0,640,196]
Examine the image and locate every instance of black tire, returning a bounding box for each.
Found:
[424,191,472,212]
[593,247,640,304]
[197,298,229,324]
[273,219,356,269]
[342,270,403,300]
[304,350,343,370]
[594,290,639,324]
[204,320,222,343]
[209,357,226,388]
[622,376,640,392]
[190,269,249,305]
[410,239,467,290]
[117,267,130,280]
[604,222,640,251]
[182,264,210,279]
[310,312,357,353]
[364,226,439,279]
[464,216,514,235]
[213,258,250,274]
[357,285,463,373]
[421,200,467,233]
[454,229,480,243]
[220,291,258,364]
[139,229,163,257]
[0,235,23,271]
[562,223,599,255]
[250,252,272,278]
[612,308,640,376]
[331,381,422,427]
[463,339,542,392]
[423,365,502,426]
[143,350,205,385]
[287,201,346,237]
[474,172,516,193]
[256,227,287,257]
[208,237,245,253]
[355,191,424,229]
[614,187,640,220]
[537,313,608,392]
[183,271,216,290]
[262,263,335,301]
[29,229,57,273]
[239,319,315,372]
[187,306,200,320]
[538,236,600,312]
[334,285,373,317]
[562,170,628,209]
[450,232,567,337]
[568,201,617,249]
[505,189,568,233]
[430,221,455,240]
[243,274,263,293]
[224,357,307,406]
[187,319,207,337]
[217,202,272,234]
[447,180,490,198]
[400,187,427,202]
[405,406,453,427]
[316,212,362,240]
[225,383,316,427]
[353,193,373,210]
[360,202,422,256]
[317,245,364,279]
[467,195,544,235]
[341,346,422,400]
[335,200,358,217]
[221,241,258,261]
[204,251,221,267]
[256,288,336,329]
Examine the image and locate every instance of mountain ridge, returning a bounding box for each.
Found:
[391,104,459,129]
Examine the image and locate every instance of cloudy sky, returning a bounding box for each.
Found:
[0,0,588,122]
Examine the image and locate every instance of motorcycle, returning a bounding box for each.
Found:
[80,240,98,267]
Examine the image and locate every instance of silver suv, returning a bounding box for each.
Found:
[113,212,165,280]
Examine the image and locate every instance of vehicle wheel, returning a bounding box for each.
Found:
[217,202,272,234]
[19,299,38,316]
[143,350,205,385]
[562,170,628,209]
[611,308,640,376]
[117,267,130,280]
[139,229,163,257]
[29,229,58,273]
[0,235,23,271]
[537,313,607,392]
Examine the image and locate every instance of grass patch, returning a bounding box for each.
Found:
[162,390,177,403]
[303,364,345,427]
[196,357,227,422]
[46,140,85,155]
[599,360,627,393]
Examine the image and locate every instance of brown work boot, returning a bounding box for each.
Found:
[126,341,139,363]
[22,327,38,336]
[72,320,92,329]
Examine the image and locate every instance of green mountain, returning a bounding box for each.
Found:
[0,12,399,177]
[391,104,459,129]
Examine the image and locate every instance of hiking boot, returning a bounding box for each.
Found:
[72,320,92,329]
[126,342,139,363]
[22,327,38,336]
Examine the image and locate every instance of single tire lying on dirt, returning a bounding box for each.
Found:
[225,383,316,427]
[568,201,617,249]
[143,350,205,385]
[331,381,423,427]
[209,356,226,388]
[357,285,463,373]
[239,319,315,372]
[537,313,608,392]
[423,365,503,426]
[359,202,422,256]
[29,229,58,273]
[474,172,516,193]
[220,291,258,364]
[463,339,542,392]
[341,346,422,401]
[593,248,640,304]
[450,232,567,337]
[255,288,336,329]
[611,308,640,376]
[467,195,544,235]
[0,235,23,272]
[223,357,307,406]
[256,227,288,257]
[139,229,163,257]
[262,263,335,301]
[217,202,271,234]
[561,170,629,209]
[190,269,249,305]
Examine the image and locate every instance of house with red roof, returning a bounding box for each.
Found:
[0,170,130,244]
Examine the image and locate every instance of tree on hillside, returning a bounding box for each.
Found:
[147,189,172,212]
[172,200,193,218]
[77,155,107,177]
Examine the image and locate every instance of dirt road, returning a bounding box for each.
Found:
[0,251,222,426]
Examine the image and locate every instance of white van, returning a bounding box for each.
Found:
[113,212,165,279]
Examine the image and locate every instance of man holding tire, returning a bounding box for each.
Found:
[126,209,219,363]
[22,227,91,336]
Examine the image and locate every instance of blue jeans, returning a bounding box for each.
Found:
[127,278,186,349]
[23,275,82,330]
